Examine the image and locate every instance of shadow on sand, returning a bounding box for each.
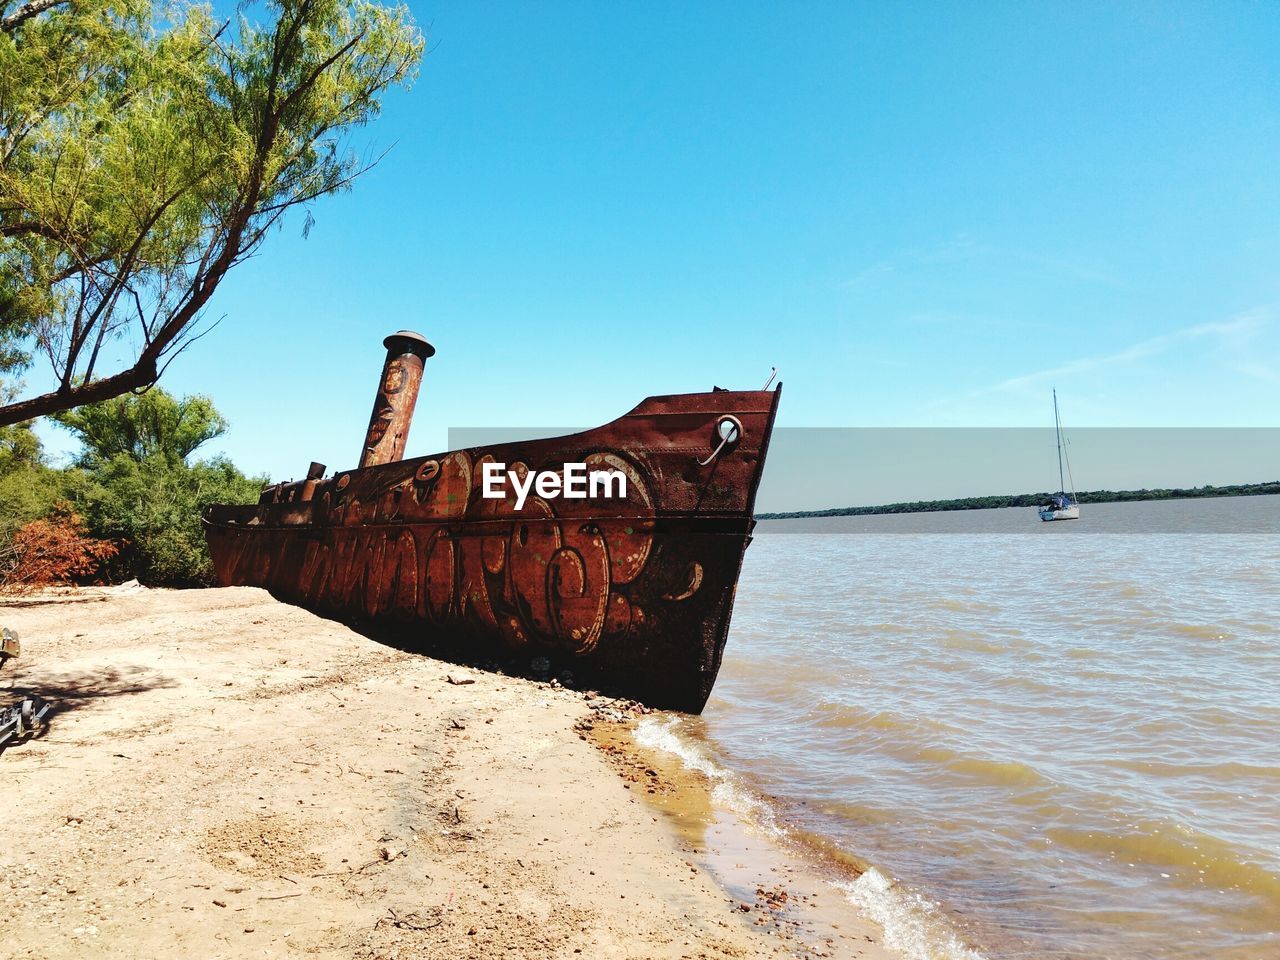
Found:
[342,618,625,699]
[2,664,178,742]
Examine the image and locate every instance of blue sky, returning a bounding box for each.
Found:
[28,1,1280,497]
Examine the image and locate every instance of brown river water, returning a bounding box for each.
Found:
[636,495,1280,959]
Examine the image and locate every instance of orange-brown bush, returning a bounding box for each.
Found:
[0,505,119,594]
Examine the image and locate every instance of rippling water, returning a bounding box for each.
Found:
[685,496,1280,959]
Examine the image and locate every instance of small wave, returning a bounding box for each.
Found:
[632,716,726,781]
[1086,581,1145,599]
[937,631,1007,654]
[638,713,990,959]
[632,717,781,833]
[807,702,956,737]
[709,781,781,833]
[1103,758,1280,782]
[908,746,1053,790]
[834,869,987,960]
[1044,822,1280,903]
[945,756,1052,789]
[1167,623,1234,640]
[930,598,1002,614]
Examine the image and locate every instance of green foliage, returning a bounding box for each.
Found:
[1,0,209,376]
[1,386,263,586]
[53,390,228,465]
[0,0,423,424]
[78,451,264,585]
[0,418,41,473]
[53,386,265,584]
[0,413,86,547]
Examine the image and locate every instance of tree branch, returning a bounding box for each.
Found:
[0,0,424,428]
[0,358,161,426]
[0,0,68,33]
[0,220,67,241]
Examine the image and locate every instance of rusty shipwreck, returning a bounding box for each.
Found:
[203,332,780,712]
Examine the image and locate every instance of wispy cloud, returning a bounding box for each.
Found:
[836,236,970,290]
[996,245,1128,289]
[981,310,1270,396]
[837,260,896,290]
[1234,361,1280,384]
[837,234,1127,291]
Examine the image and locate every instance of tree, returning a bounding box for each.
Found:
[54,390,228,465]
[1,392,90,577]
[78,451,263,584]
[0,0,423,426]
[0,417,82,542]
[56,387,267,584]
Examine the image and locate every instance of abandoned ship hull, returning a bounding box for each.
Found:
[204,386,780,712]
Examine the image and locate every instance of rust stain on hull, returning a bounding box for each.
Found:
[204,386,780,713]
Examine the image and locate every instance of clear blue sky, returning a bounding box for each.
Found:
[31,1,1280,494]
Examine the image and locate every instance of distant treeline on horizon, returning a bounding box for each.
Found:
[759,480,1280,520]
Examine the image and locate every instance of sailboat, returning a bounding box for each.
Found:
[1038,389,1080,522]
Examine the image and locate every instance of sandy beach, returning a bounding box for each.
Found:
[0,585,896,959]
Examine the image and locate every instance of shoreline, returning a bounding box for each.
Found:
[759,485,1280,520]
[590,713,912,959]
[0,585,898,959]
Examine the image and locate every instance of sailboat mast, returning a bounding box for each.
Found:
[1053,388,1065,494]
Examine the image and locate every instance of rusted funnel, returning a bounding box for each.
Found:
[359,330,435,468]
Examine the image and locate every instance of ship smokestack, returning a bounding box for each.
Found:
[359,330,435,468]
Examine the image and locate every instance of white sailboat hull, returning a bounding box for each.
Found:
[1040,390,1079,523]
[1038,505,1080,521]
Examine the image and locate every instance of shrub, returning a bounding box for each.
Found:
[0,389,265,587]
[0,421,88,574]
[78,453,264,586]
[0,506,118,594]
[52,388,266,586]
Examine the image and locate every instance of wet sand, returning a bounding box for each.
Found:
[0,585,897,959]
